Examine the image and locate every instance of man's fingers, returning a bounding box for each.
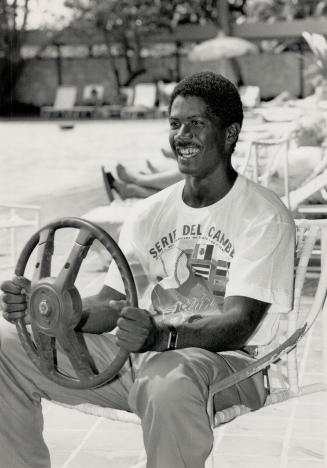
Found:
[120,307,149,322]
[115,330,148,352]
[3,303,27,313]
[1,280,23,294]
[12,276,31,289]
[2,311,26,322]
[117,317,149,334]
[2,293,26,304]
[1,277,30,294]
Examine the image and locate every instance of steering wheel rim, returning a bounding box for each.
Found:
[14,217,138,389]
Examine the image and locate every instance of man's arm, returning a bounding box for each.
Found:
[77,285,126,334]
[166,296,268,352]
[116,296,269,353]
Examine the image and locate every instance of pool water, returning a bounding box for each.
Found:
[0,119,169,204]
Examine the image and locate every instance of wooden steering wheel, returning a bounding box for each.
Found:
[14,217,138,389]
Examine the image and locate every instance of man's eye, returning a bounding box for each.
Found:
[169,121,180,129]
[192,120,205,127]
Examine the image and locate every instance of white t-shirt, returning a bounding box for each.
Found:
[105,175,295,346]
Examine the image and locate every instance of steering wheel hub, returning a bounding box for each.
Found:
[39,300,50,316]
[30,282,63,331]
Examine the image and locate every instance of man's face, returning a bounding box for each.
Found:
[168,95,227,178]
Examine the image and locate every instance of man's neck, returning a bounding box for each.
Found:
[182,169,237,208]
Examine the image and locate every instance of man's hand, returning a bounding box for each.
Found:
[114,303,157,353]
[0,276,31,324]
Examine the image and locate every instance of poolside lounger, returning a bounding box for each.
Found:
[41,86,77,118]
[120,83,157,119]
[69,84,105,118]
[281,152,327,214]
[101,87,134,118]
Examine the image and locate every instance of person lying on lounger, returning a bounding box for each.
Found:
[0,71,295,468]
[107,161,183,199]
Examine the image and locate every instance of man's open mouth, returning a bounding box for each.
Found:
[176,145,201,159]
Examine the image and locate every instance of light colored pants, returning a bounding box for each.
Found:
[0,318,266,468]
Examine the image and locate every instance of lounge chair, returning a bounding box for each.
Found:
[82,84,104,105]
[281,152,327,215]
[157,81,177,117]
[238,136,290,208]
[120,83,157,119]
[41,86,77,118]
[102,86,134,118]
[70,84,105,118]
[283,168,327,215]
[239,85,260,108]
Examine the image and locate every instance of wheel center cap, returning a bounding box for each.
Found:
[39,300,51,317]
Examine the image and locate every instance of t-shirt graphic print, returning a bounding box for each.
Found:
[149,227,233,326]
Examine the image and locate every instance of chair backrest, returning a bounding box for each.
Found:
[240,136,290,206]
[132,83,157,108]
[53,86,77,110]
[120,86,134,106]
[83,84,104,104]
[208,219,327,419]
[239,85,260,108]
[283,167,327,211]
[286,220,327,392]
[261,219,327,394]
[157,81,177,105]
[0,203,40,270]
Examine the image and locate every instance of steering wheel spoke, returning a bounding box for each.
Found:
[56,328,98,380]
[32,228,55,285]
[15,217,138,389]
[31,325,57,373]
[55,229,94,291]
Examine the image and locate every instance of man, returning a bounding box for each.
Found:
[0,72,295,468]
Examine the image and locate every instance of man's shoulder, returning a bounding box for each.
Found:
[131,181,183,221]
[237,175,294,226]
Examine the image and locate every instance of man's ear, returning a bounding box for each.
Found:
[226,123,240,144]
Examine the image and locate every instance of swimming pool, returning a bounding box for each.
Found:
[0,119,169,205]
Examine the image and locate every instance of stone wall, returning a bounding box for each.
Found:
[15,52,316,108]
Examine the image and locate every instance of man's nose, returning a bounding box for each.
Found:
[176,123,192,139]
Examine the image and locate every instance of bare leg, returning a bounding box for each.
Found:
[113,178,158,198]
[116,163,139,183]
[115,165,182,191]
[146,160,160,173]
[161,147,175,159]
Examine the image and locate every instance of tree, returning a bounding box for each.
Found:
[64,0,235,89]
[0,0,31,114]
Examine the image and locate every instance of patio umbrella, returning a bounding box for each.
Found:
[188,33,259,86]
[188,35,259,62]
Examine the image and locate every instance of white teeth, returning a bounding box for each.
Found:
[178,146,200,158]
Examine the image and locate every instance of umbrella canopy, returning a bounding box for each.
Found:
[188,35,259,62]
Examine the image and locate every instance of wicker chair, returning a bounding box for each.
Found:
[0,203,40,269]
[58,219,327,467]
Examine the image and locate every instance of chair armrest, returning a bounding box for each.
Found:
[206,324,307,424]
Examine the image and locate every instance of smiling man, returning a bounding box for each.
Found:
[0,72,295,468]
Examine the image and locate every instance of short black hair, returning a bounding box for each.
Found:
[168,71,243,129]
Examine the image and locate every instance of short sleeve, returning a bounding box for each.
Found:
[226,221,295,313]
